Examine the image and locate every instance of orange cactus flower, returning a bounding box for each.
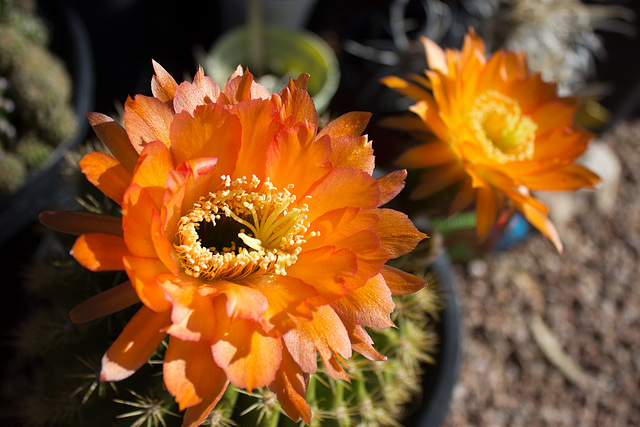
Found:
[381,28,600,252]
[40,62,426,426]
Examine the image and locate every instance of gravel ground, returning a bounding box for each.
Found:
[441,119,640,427]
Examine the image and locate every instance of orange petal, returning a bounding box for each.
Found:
[277,74,318,125]
[319,112,374,174]
[69,281,140,323]
[530,101,579,136]
[422,36,448,74]
[507,73,555,113]
[408,97,450,142]
[328,134,374,174]
[100,306,170,382]
[223,68,270,103]
[131,140,174,206]
[198,279,268,322]
[164,336,227,410]
[173,66,221,115]
[410,163,466,200]
[151,60,179,103]
[281,323,317,374]
[532,129,590,164]
[180,158,220,207]
[266,122,332,198]
[305,207,366,251]
[39,211,122,236]
[304,167,379,223]
[286,246,357,306]
[475,186,498,243]
[379,114,429,133]
[460,28,486,66]
[123,255,172,312]
[331,273,395,329]
[322,353,350,382]
[243,275,316,337]
[268,347,311,424]
[476,51,507,94]
[71,233,127,271]
[164,289,216,342]
[394,140,458,169]
[422,72,453,126]
[318,111,371,140]
[182,380,230,427]
[345,323,387,361]
[122,184,160,258]
[375,209,427,258]
[124,94,174,153]
[449,176,476,215]
[283,305,351,375]
[323,357,350,382]
[193,66,221,100]
[380,75,432,102]
[376,169,406,206]
[211,297,283,391]
[380,265,426,295]
[79,151,132,206]
[333,230,390,289]
[232,99,280,180]
[515,197,563,253]
[169,104,241,179]
[161,158,218,241]
[86,112,139,172]
[306,210,388,289]
[522,164,600,191]
[150,207,179,276]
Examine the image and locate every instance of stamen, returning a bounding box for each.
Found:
[173,176,311,280]
[468,91,537,164]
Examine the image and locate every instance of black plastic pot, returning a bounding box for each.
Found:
[0,0,95,244]
[404,251,462,427]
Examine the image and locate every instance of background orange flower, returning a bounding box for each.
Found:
[41,62,426,426]
[382,28,600,252]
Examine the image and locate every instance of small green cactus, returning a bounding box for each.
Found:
[4,8,49,46]
[16,133,52,170]
[0,26,26,72]
[0,0,76,194]
[0,75,16,146]
[9,42,74,132]
[0,148,25,192]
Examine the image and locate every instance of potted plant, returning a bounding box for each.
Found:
[0,0,94,244]
[202,0,339,114]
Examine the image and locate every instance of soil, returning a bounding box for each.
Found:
[440,119,640,426]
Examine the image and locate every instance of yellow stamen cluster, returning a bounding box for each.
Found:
[174,175,313,281]
[469,90,537,164]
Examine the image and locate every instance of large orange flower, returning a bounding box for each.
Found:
[382,28,600,252]
[40,62,426,426]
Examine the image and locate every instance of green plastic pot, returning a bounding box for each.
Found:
[204,26,340,113]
